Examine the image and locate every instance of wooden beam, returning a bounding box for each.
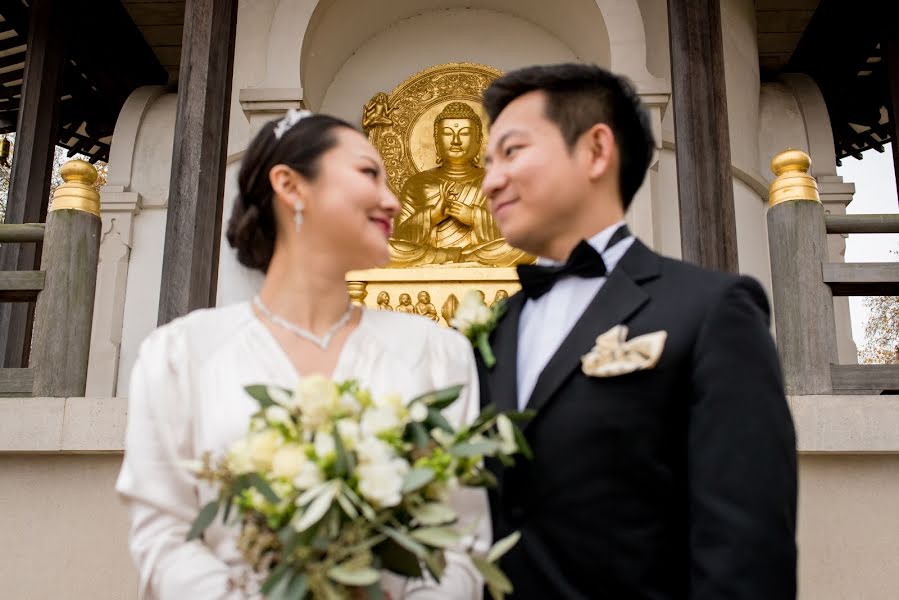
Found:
[0,271,45,301]
[158,0,237,325]
[0,367,34,397]
[831,364,899,392]
[823,262,899,296]
[825,214,899,234]
[0,224,45,244]
[0,0,64,368]
[667,0,739,272]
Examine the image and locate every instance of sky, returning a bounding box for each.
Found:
[836,145,898,350]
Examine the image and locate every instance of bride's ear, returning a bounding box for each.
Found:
[269,164,309,211]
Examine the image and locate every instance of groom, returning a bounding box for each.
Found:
[477,64,797,599]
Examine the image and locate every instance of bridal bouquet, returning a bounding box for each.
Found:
[187,376,530,600]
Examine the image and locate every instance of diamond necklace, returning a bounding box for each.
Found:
[253,295,356,350]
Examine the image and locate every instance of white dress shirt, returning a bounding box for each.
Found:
[516,221,635,409]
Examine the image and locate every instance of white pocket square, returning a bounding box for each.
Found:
[580,325,667,378]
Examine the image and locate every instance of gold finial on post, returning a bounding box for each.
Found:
[768,149,820,207]
[347,281,368,306]
[50,159,101,217]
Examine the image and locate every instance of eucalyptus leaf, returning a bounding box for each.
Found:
[469,404,498,431]
[410,526,461,548]
[244,384,277,409]
[284,573,309,600]
[380,526,428,558]
[407,421,430,449]
[410,503,457,526]
[472,556,513,595]
[410,384,463,410]
[401,467,435,493]
[449,440,501,458]
[261,560,293,595]
[297,481,330,507]
[247,472,280,503]
[187,500,219,541]
[423,549,447,582]
[426,408,454,433]
[486,531,521,563]
[342,484,377,521]
[328,564,381,587]
[512,424,534,460]
[337,491,359,519]
[293,483,337,532]
[377,538,424,577]
[332,424,353,478]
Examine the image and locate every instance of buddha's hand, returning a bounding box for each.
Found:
[432,181,459,224]
[446,200,475,226]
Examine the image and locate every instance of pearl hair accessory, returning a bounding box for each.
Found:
[274,108,313,139]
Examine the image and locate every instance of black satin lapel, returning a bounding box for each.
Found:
[523,268,650,420]
[486,293,524,414]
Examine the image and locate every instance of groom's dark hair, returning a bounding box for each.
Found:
[483,63,654,210]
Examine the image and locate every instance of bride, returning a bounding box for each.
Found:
[116,111,488,599]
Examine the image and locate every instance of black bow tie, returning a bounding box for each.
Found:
[516,225,630,300]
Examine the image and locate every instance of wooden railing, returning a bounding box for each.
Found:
[767,149,899,395]
[0,160,101,397]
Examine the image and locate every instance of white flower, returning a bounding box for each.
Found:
[227,438,254,474]
[314,431,336,459]
[361,406,402,436]
[497,414,518,455]
[293,375,341,430]
[293,461,324,491]
[357,458,409,508]
[265,405,292,426]
[409,402,428,423]
[270,443,308,480]
[335,419,361,450]
[355,435,394,464]
[236,430,282,473]
[373,392,404,414]
[450,290,492,332]
[338,392,362,416]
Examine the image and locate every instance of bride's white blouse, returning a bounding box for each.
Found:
[116,302,488,599]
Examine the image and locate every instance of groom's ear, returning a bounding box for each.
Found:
[583,123,617,182]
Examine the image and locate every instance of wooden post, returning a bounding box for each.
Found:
[0,0,65,367]
[30,160,102,397]
[766,150,838,395]
[884,20,899,200]
[667,0,738,272]
[157,0,238,325]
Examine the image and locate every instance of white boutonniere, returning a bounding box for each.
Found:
[581,325,667,378]
[451,289,506,368]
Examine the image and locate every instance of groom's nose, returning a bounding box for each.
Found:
[482,163,507,201]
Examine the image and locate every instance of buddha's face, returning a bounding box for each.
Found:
[436,118,480,166]
[418,291,430,303]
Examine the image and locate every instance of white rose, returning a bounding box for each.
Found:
[294,375,340,430]
[227,438,254,474]
[357,458,409,508]
[270,443,308,480]
[409,402,428,423]
[314,431,336,459]
[355,435,394,464]
[335,419,361,450]
[451,290,491,331]
[265,405,292,426]
[293,461,324,491]
[373,392,404,414]
[247,430,282,472]
[339,392,362,416]
[361,406,401,437]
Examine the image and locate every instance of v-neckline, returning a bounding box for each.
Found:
[246,301,368,382]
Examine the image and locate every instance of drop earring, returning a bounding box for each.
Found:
[294,199,304,233]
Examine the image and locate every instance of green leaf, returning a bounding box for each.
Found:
[186,500,219,541]
[363,581,385,600]
[486,531,521,563]
[469,404,498,431]
[410,526,461,548]
[512,424,533,460]
[244,384,277,409]
[380,526,428,558]
[247,472,280,503]
[423,550,447,582]
[377,538,424,578]
[336,490,359,519]
[260,560,293,595]
[477,331,496,368]
[410,385,463,410]
[342,484,377,521]
[426,408,454,433]
[402,467,436,493]
[332,424,353,478]
[504,409,537,423]
[222,495,234,524]
[472,556,513,595]
[449,440,501,458]
[328,564,381,587]
[410,502,457,526]
[268,572,309,600]
[406,421,430,449]
[293,483,338,532]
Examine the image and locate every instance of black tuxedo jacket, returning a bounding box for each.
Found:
[478,240,797,599]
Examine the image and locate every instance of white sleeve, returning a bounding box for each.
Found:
[115,326,246,600]
[403,331,491,599]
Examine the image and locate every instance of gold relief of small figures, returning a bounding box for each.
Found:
[396,293,415,314]
[491,289,508,307]
[376,291,393,311]
[361,92,394,132]
[415,291,440,322]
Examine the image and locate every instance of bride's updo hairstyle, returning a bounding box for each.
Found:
[226,113,354,272]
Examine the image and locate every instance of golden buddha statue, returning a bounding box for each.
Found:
[389,102,531,268]
[415,291,440,322]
